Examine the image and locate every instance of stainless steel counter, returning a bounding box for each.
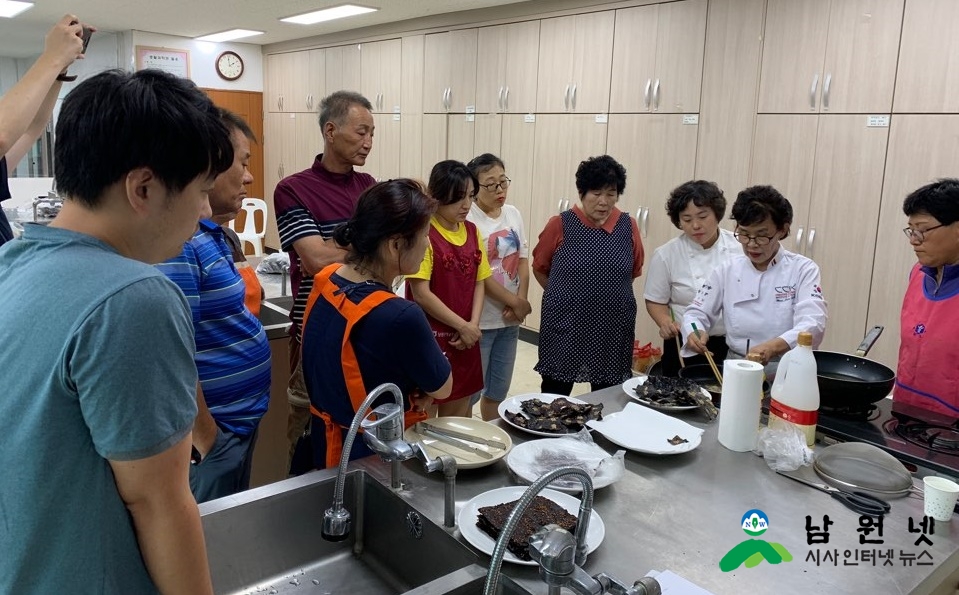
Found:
[348,386,959,595]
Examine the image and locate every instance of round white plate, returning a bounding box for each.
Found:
[497,393,594,437]
[457,486,605,566]
[506,438,618,493]
[621,376,703,412]
[404,417,512,470]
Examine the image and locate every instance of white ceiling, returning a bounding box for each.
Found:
[0,0,534,58]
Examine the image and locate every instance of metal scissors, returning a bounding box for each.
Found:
[777,470,891,516]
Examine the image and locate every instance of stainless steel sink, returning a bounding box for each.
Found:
[200,468,529,595]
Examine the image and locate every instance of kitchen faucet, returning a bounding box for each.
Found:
[483,467,661,595]
[322,382,457,542]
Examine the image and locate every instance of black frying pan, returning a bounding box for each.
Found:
[814,325,895,409]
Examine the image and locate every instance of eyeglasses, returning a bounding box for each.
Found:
[733,230,776,246]
[478,178,511,192]
[902,224,946,243]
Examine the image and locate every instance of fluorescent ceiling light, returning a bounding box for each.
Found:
[0,1,33,18]
[281,4,378,25]
[195,29,264,43]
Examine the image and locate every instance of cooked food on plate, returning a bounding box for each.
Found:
[476,495,578,561]
[503,397,603,433]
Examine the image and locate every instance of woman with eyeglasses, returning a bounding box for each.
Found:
[407,160,492,417]
[466,154,532,420]
[894,178,959,416]
[532,155,644,395]
[681,185,827,373]
[643,180,741,375]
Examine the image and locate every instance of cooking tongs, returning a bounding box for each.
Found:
[777,469,891,516]
[418,420,507,449]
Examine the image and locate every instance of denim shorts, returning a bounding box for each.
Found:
[478,325,520,402]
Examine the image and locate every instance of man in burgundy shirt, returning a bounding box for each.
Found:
[274,91,376,471]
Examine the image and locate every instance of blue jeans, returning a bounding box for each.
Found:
[477,325,520,402]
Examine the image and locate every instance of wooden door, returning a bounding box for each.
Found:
[607,114,699,346]
[285,52,311,112]
[361,39,402,113]
[653,0,707,114]
[448,29,478,113]
[893,0,959,113]
[502,20,540,114]
[325,44,362,96]
[401,35,425,114]
[263,112,297,250]
[867,116,959,368]
[609,5,658,113]
[758,0,830,113]
[806,115,889,352]
[527,115,608,329]
[423,32,452,113]
[535,16,575,113]
[569,11,615,113]
[475,25,508,114]
[306,49,325,113]
[265,53,297,113]
[749,115,818,254]
[204,88,265,205]
[820,0,904,113]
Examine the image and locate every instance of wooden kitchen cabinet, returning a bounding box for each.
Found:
[359,115,401,182]
[265,52,311,113]
[423,29,478,113]
[474,21,540,114]
[536,12,615,114]
[325,44,362,97]
[361,39,402,114]
[750,114,889,353]
[305,49,325,112]
[894,0,959,113]
[609,0,707,114]
[866,116,959,369]
[263,113,322,250]
[526,114,608,329]
[758,0,904,114]
[606,114,699,346]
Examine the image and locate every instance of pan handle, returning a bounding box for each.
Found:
[854,325,884,357]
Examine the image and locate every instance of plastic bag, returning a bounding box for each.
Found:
[754,424,815,472]
[517,429,626,490]
[632,341,663,374]
[255,252,290,274]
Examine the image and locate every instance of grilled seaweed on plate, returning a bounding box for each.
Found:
[476,496,578,561]
[505,398,603,434]
[635,376,717,420]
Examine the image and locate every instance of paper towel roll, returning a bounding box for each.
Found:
[717,359,765,452]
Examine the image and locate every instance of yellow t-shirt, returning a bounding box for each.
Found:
[407,217,492,282]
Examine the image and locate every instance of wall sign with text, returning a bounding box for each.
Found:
[135,46,190,79]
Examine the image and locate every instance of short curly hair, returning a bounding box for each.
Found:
[666,180,726,228]
[731,185,793,238]
[903,178,959,225]
[575,155,627,196]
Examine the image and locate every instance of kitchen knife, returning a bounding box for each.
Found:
[416,424,494,459]
[418,420,507,450]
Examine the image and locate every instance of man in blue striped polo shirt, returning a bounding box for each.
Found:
[157,109,271,503]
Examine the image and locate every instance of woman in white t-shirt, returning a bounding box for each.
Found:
[466,154,532,420]
[643,180,740,375]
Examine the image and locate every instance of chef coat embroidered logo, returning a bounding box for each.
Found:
[774,285,797,302]
[811,284,823,299]
[913,323,926,337]
[719,509,793,572]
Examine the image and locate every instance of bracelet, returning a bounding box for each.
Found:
[56,73,77,82]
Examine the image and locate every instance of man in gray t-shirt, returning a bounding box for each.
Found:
[0,68,234,593]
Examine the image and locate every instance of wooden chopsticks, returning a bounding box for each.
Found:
[691,322,722,386]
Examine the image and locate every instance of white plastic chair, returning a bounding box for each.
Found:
[228,198,268,256]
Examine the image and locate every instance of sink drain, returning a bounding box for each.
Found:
[405,511,423,539]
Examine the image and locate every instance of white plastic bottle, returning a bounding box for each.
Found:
[769,331,820,446]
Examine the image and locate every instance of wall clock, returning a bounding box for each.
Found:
[216,51,244,81]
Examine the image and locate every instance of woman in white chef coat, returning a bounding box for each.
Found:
[681,185,828,372]
[644,180,740,375]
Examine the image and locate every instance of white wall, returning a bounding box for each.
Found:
[131,30,263,91]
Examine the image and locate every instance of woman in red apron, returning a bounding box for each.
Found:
[300,179,453,469]
[407,160,492,418]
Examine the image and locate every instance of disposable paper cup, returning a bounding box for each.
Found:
[923,476,959,521]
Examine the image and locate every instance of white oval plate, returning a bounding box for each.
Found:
[622,376,703,412]
[497,393,594,437]
[506,438,618,493]
[404,417,512,470]
[457,486,605,566]
[587,403,703,455]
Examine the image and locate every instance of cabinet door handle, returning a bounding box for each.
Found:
[809,74,819,110]
[806,228,816,259]
[564,84,571,111]
[558,199,564,213]
[653,78,661,111]
[571,84,577,110]
[279,95,284,111]
[497,86,504,111]
[641,207,650,237]
[643,78,652,110]
[795,226,804,252]
[504,86,510,112]
[565,199,571,211]
[822,74,832,111]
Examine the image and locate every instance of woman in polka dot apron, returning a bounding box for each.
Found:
[531,155,645,395]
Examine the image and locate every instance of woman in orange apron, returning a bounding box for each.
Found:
[300,179,453,469]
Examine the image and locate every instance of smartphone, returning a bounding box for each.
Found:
[80,26,92,53]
